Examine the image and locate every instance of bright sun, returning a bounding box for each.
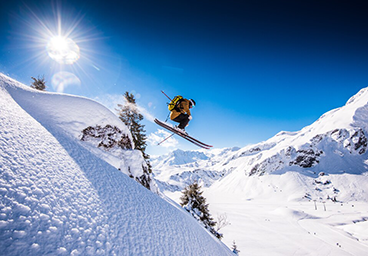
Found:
[47,36,80,64]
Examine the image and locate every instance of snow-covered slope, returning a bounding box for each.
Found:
[0,73,232,255]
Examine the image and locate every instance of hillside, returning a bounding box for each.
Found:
[0,73,232,255]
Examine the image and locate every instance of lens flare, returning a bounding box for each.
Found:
[14,2,121,94]
[51,71,81,92]
[47,36,80,64]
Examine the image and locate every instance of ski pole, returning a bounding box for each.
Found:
[161,90,172,101]
[161,90,172,122]
[157,133,175,146]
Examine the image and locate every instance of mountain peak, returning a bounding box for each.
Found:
[346,86,368,105]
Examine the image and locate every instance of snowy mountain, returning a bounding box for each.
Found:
[152,147,240,192]
[153,87,368,202]
[153,88,368,255]
[206,87,368,203]
[0,73,233,255]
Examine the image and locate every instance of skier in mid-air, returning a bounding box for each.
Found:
[155,92,210,149]
[170,98,196,134]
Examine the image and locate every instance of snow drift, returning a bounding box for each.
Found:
[0,73,232,255]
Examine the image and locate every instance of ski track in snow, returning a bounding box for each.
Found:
[0,74,233,255]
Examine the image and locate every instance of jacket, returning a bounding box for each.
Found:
[170,99,192,120]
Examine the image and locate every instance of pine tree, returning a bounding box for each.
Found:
[117,92,153,189]
[180,182,223,239]
[118,92,150,160]
[30,75,46,91]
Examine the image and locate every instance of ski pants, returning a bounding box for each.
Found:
[173,113,190,129]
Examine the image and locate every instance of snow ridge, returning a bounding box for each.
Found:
[0,73,232,255]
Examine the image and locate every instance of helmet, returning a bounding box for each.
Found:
[189,99,196,107]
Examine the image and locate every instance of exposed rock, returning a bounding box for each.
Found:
[81,124,133,150]
[249,155,284,176]
[289,149,322,168]
[350,129,367,154]
[81,125,155,191]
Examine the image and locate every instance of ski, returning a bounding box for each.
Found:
[154,119,211,149]
[154,118,212,147]
[154,119,213,149]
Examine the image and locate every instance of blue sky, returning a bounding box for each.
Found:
[1,0,368,155]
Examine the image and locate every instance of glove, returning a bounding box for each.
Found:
[188,115,192,120]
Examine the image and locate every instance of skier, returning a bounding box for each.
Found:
[155,93,209,148]
[170,98,196,133]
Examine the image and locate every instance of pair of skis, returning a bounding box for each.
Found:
[154,118,212,149]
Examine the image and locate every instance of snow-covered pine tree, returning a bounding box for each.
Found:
[30,75,46,91]
[117,91,153,189]
[180,182,223,239]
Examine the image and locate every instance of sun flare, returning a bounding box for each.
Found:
[47,36,80,64]
[17,3,118,93]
